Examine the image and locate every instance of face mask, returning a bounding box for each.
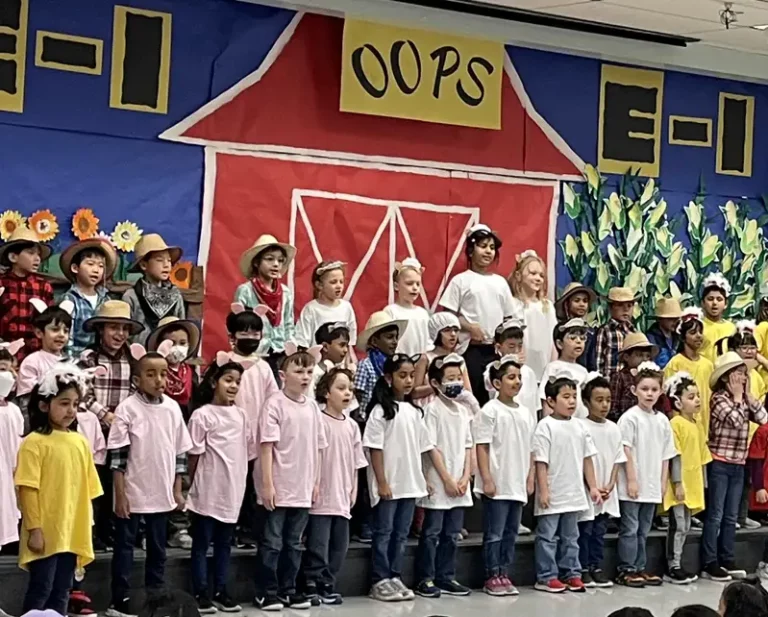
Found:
[442,380,464,399]
[0,371,14,398]
[236,338,261,356]
[166,344,189,364]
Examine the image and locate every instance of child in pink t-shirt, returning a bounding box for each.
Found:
[255,345,328,612]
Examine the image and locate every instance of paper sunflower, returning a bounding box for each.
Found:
[170,261,193,289]
[111,221,143,253]
[29,210,59,242]
[72,208,99,240]
[0,211,26,241]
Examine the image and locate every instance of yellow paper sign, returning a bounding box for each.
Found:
[340,19,503,130]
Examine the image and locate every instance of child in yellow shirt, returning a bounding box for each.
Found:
[699,273,735,363]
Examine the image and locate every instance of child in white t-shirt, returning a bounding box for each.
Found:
[533,375,601,594]
[616,362,677,588]
[484,318,538,416]
[385,258,431,357]
[539,318,589,418]
[473,355,536,597]
[412,312,470,400]
[310,322,353,399]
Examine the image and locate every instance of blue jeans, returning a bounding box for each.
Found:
[112,512,168,604]
[701,460,744,567]
[535,512,581,582]
[190,513,235,595]
[481,497,522,578]
[304,515,349,590]
[255,507,309,596]
[371,498,416,583]
[578,514,609,571]
[618,501,655,573]
[23,552,77,615]
[416,507,464,584]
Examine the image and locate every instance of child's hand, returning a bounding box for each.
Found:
[312,485,320,504]
[427,483,436,497]
[443,478,460,498]
[527,475,535,496]
[467,323,485,343]
[262,484,277,511]
[483,479,497,498]
[103,412,115,426]
[115,493,131,519]
[457,476,470,495]
[600,484,613,499]
[28,528,44,554]
[627,479,639,500]
[538,487,550,509]
[589,487,603,505]
[174,490,186,511]
[674,483,685,502]
[378,482,393,500]
[757,489,768,504]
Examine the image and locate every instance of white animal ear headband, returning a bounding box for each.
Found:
[702,272,731,297]
[315,261,346,276]
[30,297,74,316]
[0,339,24,355]
[433,353,464,369]
[394,257,424,274]
[582,371,604,387]
[736,320,756,335]
[517,249,539,261]
[38,362,107,397]
[483,354,521,385]
[230,302,272,317]
[676,307,704,334]
[215,350,255,370]
[664,371,694,400]
[283,341,323,363]
[637,361,661,373]
[131,339,174,360]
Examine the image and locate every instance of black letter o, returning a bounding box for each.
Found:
[351,44,388,98]
[390,40,421,95]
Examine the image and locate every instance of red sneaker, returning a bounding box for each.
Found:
[564,577,586,592]
[535,579,567,593]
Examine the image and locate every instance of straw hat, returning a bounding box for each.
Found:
[59,237,118,283]
[357,311,408,349]
[147,316,200,360]
[128,234,182,273]
[555,282,596,318]
[655,297,682,319]
[0,227,52,265]
[239,234,296,279]
[709,351,746,388]
[607,287,639,303]
[83,300,144,334]
[620,332,659,357]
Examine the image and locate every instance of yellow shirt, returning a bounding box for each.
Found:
[701,317,736,363]
[663,415,712,514]
[749,368,767,444]
[14,430,103,569]
[755,322,768,382]
[665,353,714,444]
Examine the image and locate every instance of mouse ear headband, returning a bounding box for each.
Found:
[394,257,424,275]
[702,272,731,297]
[215,350,254,370]
[130,339,174,360]
[676,307,704,334]
[0,338,25,356]
[582,371,604,388]
[736,320,756,336]
[433,353,464,369]
[230,302,271,317]
[38,362,108,397]
[516,248,539,263]
[283,341,323,363]
[637,360,661,374]
[314,261,346,277]
[30,297,74,316]
[664,370,694,400]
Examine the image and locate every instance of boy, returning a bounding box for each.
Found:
[609,333,659,421]
[486,318,538,415]
[60,237,118,358]
[646,298,682,369]
[538,318,589,417]
[0,227,53,360]
[122,234,185,345]
[312,321,351,397]
[595,287,637,380]
[107,345,193,617]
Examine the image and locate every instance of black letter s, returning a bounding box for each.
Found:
[457,56,493,107]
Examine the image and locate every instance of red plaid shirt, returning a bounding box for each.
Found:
[710,391,768,464]
[609,366,636,422]
[0,272,53,360]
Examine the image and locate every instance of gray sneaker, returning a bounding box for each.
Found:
[390,578,415,601]
[369,579,401,602]
[744,518,762,530]
[168,529,193,549]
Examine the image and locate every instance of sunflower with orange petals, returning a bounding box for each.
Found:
[170,261,193,289]
[72,208,99,240]
[0,211,26,241]
[28,210,59,242]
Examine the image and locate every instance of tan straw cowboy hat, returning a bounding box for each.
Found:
[0,227,52,264]
[83,300,144,334]
[655,297,682,319]
[128,234,182,273]
[59,237,118,283]
[620,332,659,357]
[357,311,408,349]
[239,234,296,279]
[607,287,639,303]
[147,316,201,360]
[555,282,597,318]
[709,351,746,388]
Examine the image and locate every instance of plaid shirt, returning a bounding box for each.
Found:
[353,356,381,422]
[609,365,636,421]
[595,318,636,380]
[710,391,768,464]
[0,271,53,360]
[78,347,133,420]
[63,285,108,358]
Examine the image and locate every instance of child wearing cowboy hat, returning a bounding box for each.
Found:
[595,287,638,380]
[122,233,185,346]
[555,282,597,371]
[646,298,682,370]
[609,333,659,422]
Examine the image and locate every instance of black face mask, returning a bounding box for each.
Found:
[235,338,261,356]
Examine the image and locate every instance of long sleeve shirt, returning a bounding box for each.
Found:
[233,281,294,354]
[594,318,635,380]
[78,347,133,421]
[709,391,768,464]
[0,272,54,360]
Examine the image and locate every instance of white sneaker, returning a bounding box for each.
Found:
[369,579,402,602]
[390,578,415,601]
[744,518,762,530]
[757,562,768,581]
[168,529,194,549]
[518,524,531,535]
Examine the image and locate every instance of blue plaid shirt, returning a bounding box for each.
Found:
[64,285,109,358]
[353,356,381,422]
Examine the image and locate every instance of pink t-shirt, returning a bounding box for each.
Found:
[258,391,328,508]
[310,411,367,518]
[107,394,193,513]
[17,350,62,396]
[77,411,106,465]
[0,402,23,546]
[187,404,254,523]
[234,358,280,452]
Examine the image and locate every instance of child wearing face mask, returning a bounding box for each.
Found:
[412,312,470,401]
[699,273,735,363]
[385,258,431,357]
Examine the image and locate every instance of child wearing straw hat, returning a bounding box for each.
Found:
[594,287,638,380]
[647,298,682,369]
[555,282,597,371]
[608,332,659,422]
[122,233,185,346]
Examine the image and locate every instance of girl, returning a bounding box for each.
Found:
[412,312,471,400]
[385,258,431,356]
[363,354,435,602]
[16,364,103,616]
[295,261,358,357]
[0,349,22,549]
[555,282,597,371]
[187,357,252,614]
[439,224,518,406]
[700,273,736,363]
[509,249,557,380]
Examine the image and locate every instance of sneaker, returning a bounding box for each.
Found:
[701,563,732,582]
[93,536,110,553]
[499,575,519,596]
[615,572,646,588]
[683,569,699,583]
[213,592,242,613]
[563,577,586,592]
[641,572,663,586]
[460,528,469,539]
[277,594,311,610]
[254,595,283,612]
[415,580,441,598]
[235,538,256,549]
[483,576,508,597]
[390,578,415,601]
[68,591,96,617]
[757,562,768,581]
[736,522,742,530]
[317,586,342,605]
[518,524,532,535]
[196,594,218,615]
[654,516,669,531]
[722,562,747,579]
[369,579,401,602]
[535,579,567,593]
[744,517,762,530]
[435,580,470,596]
[590,569,613,588]
[105,599,137,617]
[691,517,703,529]
[664,568,690,585]
[581,570,595,588]
[168,529,193,549]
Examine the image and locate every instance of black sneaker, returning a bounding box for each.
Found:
[664,568,690,585]
[317,585,342,605]
[105,598,138,617]
[435,580,471,596]
[721,562,747,579]
[701,563,732,582]
[196,594,217,615]
[682,569,699,583]
[304,584,320,607]
[254,595,283,612]
[590,569,613,588]
[415,580,441,598]
[277,594,311,610]
[213,592,242,613]
[581,570,595,588]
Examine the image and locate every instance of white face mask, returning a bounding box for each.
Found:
[0,370,15,398]
[167,344,189,364]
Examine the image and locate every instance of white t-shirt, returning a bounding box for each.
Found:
[538,360,589,418]
[363,401,434,507]
[294,299,358,349]
[617,406,678,504]
[532,415,597,516]
[418,397,473,510]
[473,398,536,502]
[517,299,558,381]
[439,270,521,343]
[578,418,626,520]
[385,303,431,355]
[485,363,539,423]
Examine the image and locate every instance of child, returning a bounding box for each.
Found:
[473,355,536,596]
[508,249,557,380]
[305,367,367,605]
[412,312,470,400]
[700,272,735,363]
[295,261,357,354]
[234,234,296,370]
[311,322,351,397]
[595,287,637,380]
[255,344,327,611]
[415,355,474,598]
[616,362,677,588]
[187,358,252,613]
[555,282,597,371]
[578,372,625,588]
[748,422,768,579]
[538,318,589,418]
[663,372,711,584]
[122,234,186,345]
[106,341,193,617]
[60,237,118,357]
[483,319,538,415]
[439,224,519,405]
[646,298,682,369]
[0,227,54,359]
[15,364,103,616]
[754,286,768,383]
[609,332,659,421]
[385,258,431,356]
[533,375,601,593]
[0,359,22,550]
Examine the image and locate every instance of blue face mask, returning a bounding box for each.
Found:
[442,381,464,399]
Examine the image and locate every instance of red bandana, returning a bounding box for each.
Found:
[251,277,283,326]
[165,363,193,407]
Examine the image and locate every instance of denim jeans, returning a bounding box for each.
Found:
[535,512,581,582]
[371,498,416,583]
[255,507,310,596]
[190,513,235,595]
[304,515,349,590]
[112,512,169,604]
[618,501,655,573]
[416,507,465,584]
[578,513,609,571]
[701,460,744,567]
[481,497,522,579]
[23,552,77,615]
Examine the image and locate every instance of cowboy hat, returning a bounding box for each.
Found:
[709,351,746,388]
[620,332,659,357]
[0,227,52,265]
[83,300,144,334]
[357,311,408,349]
[59,237,118,283]
[128,234,182,273]
[655,297,682,319]
[146,316,200,360]
[555,282,597,318]
[607,287,639,303]
[239,234,297,279]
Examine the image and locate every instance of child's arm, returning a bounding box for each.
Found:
[475,444,495,497]
[535,462,550,509]
[583,456,602,505]
[188,454,200,485]
[428,449,460,497]
[661,459,670,496]
[623,446,638,499]
[113,467,130,519]
[411,357,433,400]
[313,448,323,504]
[173,472,184,510]
[283,289,295,344]
[527,453,535,495]
[18,486,44,554]
[261,442,276,510]
[457,447,472,495]
[595,327,608,376]
[369,449,391,500]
